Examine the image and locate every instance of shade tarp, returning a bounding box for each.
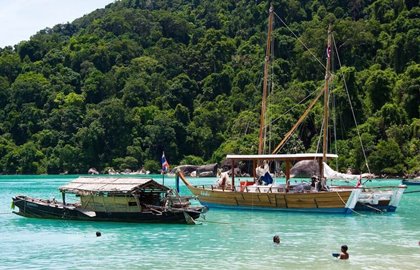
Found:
[226,153,338,161]
[59,177,169,194]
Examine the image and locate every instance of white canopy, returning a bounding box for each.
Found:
[226,153,338,161]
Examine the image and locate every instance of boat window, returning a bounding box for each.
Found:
[139,192,161,205]
[128,202,137,206]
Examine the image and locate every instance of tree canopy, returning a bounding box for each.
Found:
[0,0,418,175]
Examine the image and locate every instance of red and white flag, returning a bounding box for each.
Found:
[356,175,362,187]
[161,152,169,173]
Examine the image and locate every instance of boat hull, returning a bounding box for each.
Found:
[402,180,420,185]
[185,186,358,214]
[12,196,202,224]
[332,185,406,213]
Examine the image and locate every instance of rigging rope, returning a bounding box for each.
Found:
[332,34,371,174]
[244,64,265,133]
[314,83,332,158]
[334,191,363,216]
[269,13,334,154]
[266,86,320,128]
[332,90,339,171]
[273,12,326,70]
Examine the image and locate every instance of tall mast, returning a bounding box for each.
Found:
[258,3,274,155]
[321,25,333,176]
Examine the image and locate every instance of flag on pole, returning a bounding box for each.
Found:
[161,152,169,173]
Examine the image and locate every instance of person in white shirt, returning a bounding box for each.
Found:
[216,171,231,188]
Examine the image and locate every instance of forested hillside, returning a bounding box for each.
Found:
[0,0,418,175]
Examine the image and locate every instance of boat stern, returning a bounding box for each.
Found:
[388,185,407,212]
[345,188,362,212]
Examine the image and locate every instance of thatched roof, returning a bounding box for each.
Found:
[59,177,169,195]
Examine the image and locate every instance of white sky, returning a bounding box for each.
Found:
[0,0,115,48]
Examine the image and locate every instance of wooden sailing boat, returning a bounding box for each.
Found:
[177,5,362,214]
[268,18,406,213]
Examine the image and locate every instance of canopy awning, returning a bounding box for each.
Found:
[59,177,169,195]
[226,153,338,161]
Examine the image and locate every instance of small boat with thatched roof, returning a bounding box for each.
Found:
[12,176,207,224]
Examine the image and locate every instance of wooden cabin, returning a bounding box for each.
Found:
[59,177,170,212]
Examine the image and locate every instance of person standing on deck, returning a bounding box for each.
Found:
[255,160,272,185]
[216,171,231,188]
[255,165,265,179]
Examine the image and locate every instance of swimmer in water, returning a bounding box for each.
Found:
[339,245,349,260]
[273,235,280,245]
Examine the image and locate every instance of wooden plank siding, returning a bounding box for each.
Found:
[188,185,351,210]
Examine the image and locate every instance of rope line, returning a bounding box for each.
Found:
[357,202,384,213]
[274,12,326,70]
[267,86,320,127]
[332,34,371,174]
[335,191,363,216]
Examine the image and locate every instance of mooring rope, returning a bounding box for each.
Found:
[357,202,384,213]
[335,191,363,216]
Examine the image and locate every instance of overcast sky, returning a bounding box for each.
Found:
[0,0,115,48]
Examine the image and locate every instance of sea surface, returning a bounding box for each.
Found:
[0,175,419,270]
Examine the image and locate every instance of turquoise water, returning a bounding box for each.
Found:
[1,175,419,270]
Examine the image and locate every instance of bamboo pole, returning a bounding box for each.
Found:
[321,25,333,178]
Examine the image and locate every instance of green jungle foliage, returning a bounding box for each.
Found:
[0,0,418,175]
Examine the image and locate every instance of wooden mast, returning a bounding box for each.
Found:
[321,25,333,178]
[258,3,274,155]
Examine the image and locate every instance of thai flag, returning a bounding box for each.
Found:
[161,152,169,173]
[356,175,362,187]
